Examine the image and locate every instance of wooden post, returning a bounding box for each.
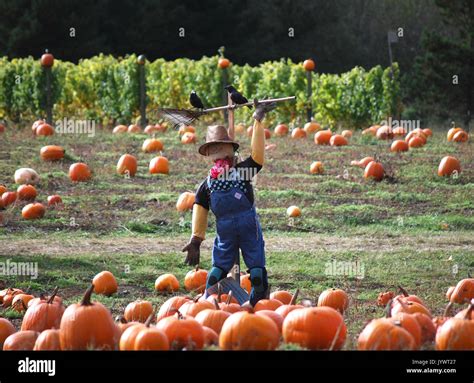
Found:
[306,70,312,123]
[45,67,52,125]
[227,93,235,140]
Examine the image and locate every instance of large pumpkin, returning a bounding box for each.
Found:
[117,154,137,177]
[156,312,204,350]
[134,327,169,350]
[390,140,409,152]
[149,156,169,174]
[93,271,118,296]
[22,203,46,220]
[304,122,320,134]
[391,312,422,349]
[274,124,289,136]
[195,301,231,334]
[317,288,349,314]
[391,298,431,318]
[310,161,324,174]
[181,132,196,144]
[184,266,208,293]
[291,128,306,139]
[59,285,118,350]
[142,138,163,153]
[155,274,180,293]
[180,298,215,317]
[270,290,293,305]
[124,300,153,323]
[254,299,283,312]
[438,156,461,177]
[314,130,332,145]
[40,145,65,161]
[283,307,347,350]
[450,278,474,304]
[36,123,54,136]
[21,288,65,332]
[0,318,16,349]
[176,192,195,212]
[364,161,384,182]
[453,130,469,143]
[156,296,190,321]
[256,310,284,333]
[436,303,474,350]
[447,127,463,141]
[17,185,37,201]
[219,311,279,350]
[330,134,348,147]
[358,318,415,350]
[33,329,61,350]
[3,331,39,351]
[2,191,17,207]
[69,163,91,182]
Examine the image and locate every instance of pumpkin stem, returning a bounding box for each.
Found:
[193,294,202,303]
[195,265,199,272]
[290,289,300,305]
[398,286,409,297]
[395,296,409,309]
[21,299,28,311]
[463,301,474,321]
[217,283,222,303]
[47,286,59,304]
[213,298,220,310]
[225,291,233,305]
[443,302,453,317]
[81,284,95,306]
[145,312,155,327]
[176,309,184,320]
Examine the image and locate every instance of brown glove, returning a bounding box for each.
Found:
[182,235,203,266]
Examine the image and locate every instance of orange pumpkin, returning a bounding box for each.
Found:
[36,123,54,136]
[376,125,393,140]
[351,156,375,169]
[314,130,332,145]
[240,274,251,294]
[254,299,283,312]
[113,125,127,134]
[291,128,306,139]
[181,132,196,144]
[0,318,16,349]
[453,130,469,143]
[341,130,352,139]
[195,301,231,334]
[59,285,118,350]
[17,185,37,201]
[286,206,301,217]
[329,134,348,146]
[310,161,324,174]
[12,293,34,312]
[22,203,46,220]
[69,163,91,182]
[124,300,153,323]
[408,136,424,148]
[176,192,195,212]
[119,323,146,350]
[32,119,45,134]
[422,128,432,137]
[3,331,39,351]
[203,326,219,347]
[304,122,320,134]
[317,288,349,314]
[438,156,461,177]
[303,59,315,71]
[2,191,17,207]
[256,310,284,333]
[436,303,474,350]
[274,124,289,136]
[391,312,422,349]
[33,329,61,350]
[155,274,180,293]
[364,161,384,182]
[47,195,63,206]
[179,125,195,135]
[40,145,65,161]
[117,154,137,177]
[275,290,303,319]
[447,127,463,141]
[180,298,215,317]
[149,156,169,175]
[405,130,427,145]
[394,286,425,306]
[391,298,431,318]
[142,138,163,153]
[92,271,118,296]
[358,318,415,350]
[270,290,293,305]
[219,311,279,350]
[184,266,208,293]
[21,288,65,332]
[390,140,409,152]
[412,312,436,344]
[218,58,231,69]
[283,307,347,350]
[156,311,204,350]
[156,296,190,322]
[377,291,394,307]
[449,279,474,304]
[134,327,169,350]
[127,124,142,133]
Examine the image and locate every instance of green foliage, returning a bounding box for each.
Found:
[0,55,400,128]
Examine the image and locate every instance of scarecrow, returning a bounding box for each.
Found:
[181,99,277,306]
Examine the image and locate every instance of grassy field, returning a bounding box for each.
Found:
[0,123,473,349]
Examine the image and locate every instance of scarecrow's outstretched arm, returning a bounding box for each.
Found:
[192,203,208,240]
[251,119,265,166]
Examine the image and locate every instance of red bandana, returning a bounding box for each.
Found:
[210,158,233,179]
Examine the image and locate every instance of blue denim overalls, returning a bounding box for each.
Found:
[204,170,268,305]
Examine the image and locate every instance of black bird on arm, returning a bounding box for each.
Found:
[225,85,252,109]
[189,90,205,109]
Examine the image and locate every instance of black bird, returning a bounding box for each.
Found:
[189,90,204,109]
[225,85,252,109]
